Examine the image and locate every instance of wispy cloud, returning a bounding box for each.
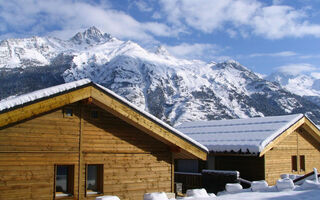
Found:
[249,51,297,57]
[158,0,320,39]
[276,63,318,75]
[0,0,175,43]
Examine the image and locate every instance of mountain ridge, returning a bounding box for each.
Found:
[1,27,320,125]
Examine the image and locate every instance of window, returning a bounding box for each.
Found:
[55,165,74,197]
[291,156,297,172]
[64,108,73,117]
[86,164,103,195]
[300,155,305,172]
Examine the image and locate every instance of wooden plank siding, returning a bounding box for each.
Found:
[0,102,173,200]
[264,128,320,185]
[81,104,172,200]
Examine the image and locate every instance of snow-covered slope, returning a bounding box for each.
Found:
[1,27,320,125]
[267,72,320,106]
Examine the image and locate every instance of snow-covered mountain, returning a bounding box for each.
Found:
[1,26,320,125]
[267,72,320,107]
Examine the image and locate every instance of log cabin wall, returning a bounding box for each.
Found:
[81,104,172,200]
[264,129,320,185]
[0,104,81,200]
[0,102,173,200]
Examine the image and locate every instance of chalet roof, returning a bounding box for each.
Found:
[0,79,208,160]
[176,114,309,155]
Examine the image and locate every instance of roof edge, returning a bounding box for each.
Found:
[259,113,304,156]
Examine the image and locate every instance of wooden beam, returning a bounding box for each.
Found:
[90,87,207,160]
[259,117,305,157]
[0,87,91,128]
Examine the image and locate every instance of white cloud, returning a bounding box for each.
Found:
[250,51,297,57]
[165,43,219,60]
[133,0,153,12]
[276,63,318,75]
[158,0,320,39]
[0,0,175,42]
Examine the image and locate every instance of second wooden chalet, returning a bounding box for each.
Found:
[176,114,320,184]
[0,79,208,200]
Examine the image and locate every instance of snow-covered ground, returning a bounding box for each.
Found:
[139,178,320,200]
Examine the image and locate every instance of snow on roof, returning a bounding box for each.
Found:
[176,114,304,154]
[0,79,91,112]
[0,79,208,153]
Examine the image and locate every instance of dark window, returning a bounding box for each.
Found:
[291,156,297,172]
[86,164,103,195]
[300,155,305,171]
[91,110,99,119]
[64,108,73,117]
[55,165,74,197]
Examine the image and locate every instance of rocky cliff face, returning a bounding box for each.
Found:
[1,27,320,125]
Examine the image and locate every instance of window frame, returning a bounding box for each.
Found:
[300,155,305,172]
[54,164,75,198]
[291,155,297,172]
[85,164,104,196]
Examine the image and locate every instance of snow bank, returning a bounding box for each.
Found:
[144,192,169,200]
[186,189,211,197]
[276,178,295,191]
[251,180,268,192]
[225,183,243,193]
[95,196,120,200]
[300,180,320,190]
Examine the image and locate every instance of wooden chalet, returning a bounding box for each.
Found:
[0,79,208,200]
[176,114,320,185]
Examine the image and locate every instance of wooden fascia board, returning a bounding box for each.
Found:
[301,117,320,143]
[0,86,91,128]
[90,87,207,160]
[259,117,305,157]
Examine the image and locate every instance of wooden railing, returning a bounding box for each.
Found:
[293,171,320,184]
[174,172,202,193]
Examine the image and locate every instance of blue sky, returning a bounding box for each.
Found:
[1,0,320,76]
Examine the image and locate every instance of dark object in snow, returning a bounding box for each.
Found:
[202,170,239,194]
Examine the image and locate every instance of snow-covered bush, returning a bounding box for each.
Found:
[225,183,243,193]
[251,180,268,192]
[186,188,212,197]
[95,196,120,200]
[276,178,295,191]
[144,192,169,200]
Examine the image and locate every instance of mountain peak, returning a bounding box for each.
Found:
[70,26,111,45]
[155,45,170,56]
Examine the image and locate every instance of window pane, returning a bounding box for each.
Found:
[56,166,68,193]
[300,155,305,171]
[87,165,98,191]
[291,156,297,172]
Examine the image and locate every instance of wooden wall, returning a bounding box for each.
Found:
[213,155,265,181]
[0,104,80,200]
[81,104,172,200]
[264,128,320,185]
[0,102,173,200]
